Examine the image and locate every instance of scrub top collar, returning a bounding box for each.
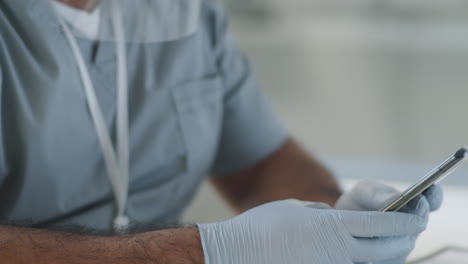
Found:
[26,0,62,33]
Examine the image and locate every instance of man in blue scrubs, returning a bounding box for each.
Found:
[0,0,442,263]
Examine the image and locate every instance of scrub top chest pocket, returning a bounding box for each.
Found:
[116,74,224,224]
[170,75,223,176]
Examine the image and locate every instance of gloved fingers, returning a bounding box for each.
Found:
[375,253,411,264]
[284,199,332,210]
[375,235,418,264]
[352,236,415,263]
[422,184,443,212]
[371,256,407,264]
[341,211,426,237]
[335,180,401,211]
[400,195,430,217]
[304,202,332,210]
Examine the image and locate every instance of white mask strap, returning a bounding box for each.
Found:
[58,0,130,233]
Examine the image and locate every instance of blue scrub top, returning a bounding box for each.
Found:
[0,0,286,230]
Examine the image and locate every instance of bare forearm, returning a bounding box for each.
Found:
[212,139,342,212]
[243,140,342,207]
[0,226,204,264]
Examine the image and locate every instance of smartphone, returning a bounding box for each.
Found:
[381,147,468,212]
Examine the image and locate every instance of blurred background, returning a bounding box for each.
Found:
[184,0,468,259]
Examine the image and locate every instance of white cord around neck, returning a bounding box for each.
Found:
[58,1,130,233]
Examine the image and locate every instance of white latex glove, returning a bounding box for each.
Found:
[198,199,427,264]
[335,180,444,264]
[335,180,443,213]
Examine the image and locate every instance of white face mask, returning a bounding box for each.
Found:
[52,1,102,40]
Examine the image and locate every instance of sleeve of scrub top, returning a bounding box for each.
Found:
[208,1,288,177]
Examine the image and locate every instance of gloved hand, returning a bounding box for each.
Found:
[335,180,443,213]
[335,180,444,264]
[198,199,427,264]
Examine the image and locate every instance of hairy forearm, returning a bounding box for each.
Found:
[212,139,342,212]
[0,226,204,264]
